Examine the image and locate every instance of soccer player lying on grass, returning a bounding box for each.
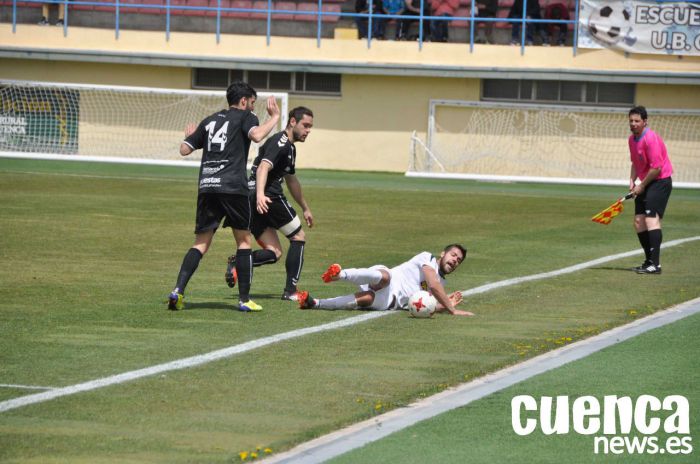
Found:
[297,244,474,316]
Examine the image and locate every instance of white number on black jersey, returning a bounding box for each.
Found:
[204,121,229,152]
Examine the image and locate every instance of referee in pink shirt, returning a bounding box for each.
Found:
[628,106,673,275]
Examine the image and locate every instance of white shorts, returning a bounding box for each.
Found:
[359,265,400,310]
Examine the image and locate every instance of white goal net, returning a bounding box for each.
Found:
[409,100,700,187]
[0,80,288,165]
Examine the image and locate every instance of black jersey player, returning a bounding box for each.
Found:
[225,107,315,301]
[168,81,280,312]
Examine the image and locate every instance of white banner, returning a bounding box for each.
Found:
[577,0,700,55]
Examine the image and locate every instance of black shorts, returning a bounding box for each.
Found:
[195,193,250,233]
[250,195,302,239]
[635,177,672,219]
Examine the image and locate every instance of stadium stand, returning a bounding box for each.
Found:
[223,0,254,18]
[0,0,576,43]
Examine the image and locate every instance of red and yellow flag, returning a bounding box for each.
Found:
[591,200,625,225]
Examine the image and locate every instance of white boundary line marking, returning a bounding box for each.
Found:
[0,311,389,413]
[0,384,56,391]
[461,235,700,298]
[262,297,700,464]
[0,151,201,168]
[0,236,698,414]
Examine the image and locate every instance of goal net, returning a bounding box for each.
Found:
[0,80,288,165]
[409,100,700,187]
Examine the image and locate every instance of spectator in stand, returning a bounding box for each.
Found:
[474,0,498,44]
[356,0,386,39]
[397,0,431,41]
[543,1,570,46]
[508,0,545,45]
[430,0,459,42]
[382,0,405,39]
[38,1,65,26]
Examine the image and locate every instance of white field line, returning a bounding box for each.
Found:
[461,235,700,298]
[0,151,202,168]
[0,236,698,414]
[0,384,55,391]
[262,297,700,464]
[0,311,389,414]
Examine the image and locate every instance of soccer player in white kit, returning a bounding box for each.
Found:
[297,244,473,316]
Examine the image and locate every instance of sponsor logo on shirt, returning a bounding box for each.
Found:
[200,177,221,187]
[202,164,225,175]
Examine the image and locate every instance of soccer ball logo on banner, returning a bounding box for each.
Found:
[587,3,637,47]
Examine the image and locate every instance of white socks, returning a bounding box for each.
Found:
[339,268,382,286]
[317,294,357,310]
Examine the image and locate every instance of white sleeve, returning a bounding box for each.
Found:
[414,252,433,266]
[410,252,434,275]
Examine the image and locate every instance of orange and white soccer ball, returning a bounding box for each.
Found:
[407,290,437,318]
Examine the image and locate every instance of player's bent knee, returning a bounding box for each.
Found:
[379,269,391,286]
[290,229,306,241]
[271,248,283,260]
[645,215,661,229]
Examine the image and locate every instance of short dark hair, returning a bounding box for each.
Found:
[629,105,648,120]
[226,81,257,106]
[444,243,467,259]
[288,106,314,126]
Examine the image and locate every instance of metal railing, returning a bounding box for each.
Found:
[11,0,580,54]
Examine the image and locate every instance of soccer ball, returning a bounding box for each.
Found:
[587,4,634,46]
[407,290,437,318]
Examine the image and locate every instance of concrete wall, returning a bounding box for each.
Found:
[636,84,700,110]
[292,74,479,171]
[0,58,191,88]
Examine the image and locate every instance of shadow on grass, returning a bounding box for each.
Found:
[591,266,639,272]
[181,302,239,310]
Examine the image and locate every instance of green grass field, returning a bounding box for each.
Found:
[330,312,700,464]
[1,158,699,463]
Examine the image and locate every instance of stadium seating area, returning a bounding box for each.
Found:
[1,0,343,20]
[1,0,576,43]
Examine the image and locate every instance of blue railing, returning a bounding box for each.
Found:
[11,0,580,54]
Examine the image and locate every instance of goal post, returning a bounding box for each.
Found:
[408,100,700,188]
[0,80,288,166]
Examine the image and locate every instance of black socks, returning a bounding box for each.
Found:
[285,240,305,293]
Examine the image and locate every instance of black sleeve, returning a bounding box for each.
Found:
[242,111,260,140]
[261,136,286,168]
[183,120,206,150]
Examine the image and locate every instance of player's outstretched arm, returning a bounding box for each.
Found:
[249,96,280,143]
[285,174,313,227]
[437,291,474,316]
[423,267,457,314]
[423,267,474,316]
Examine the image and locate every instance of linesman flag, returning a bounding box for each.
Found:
[591,193,635,225]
